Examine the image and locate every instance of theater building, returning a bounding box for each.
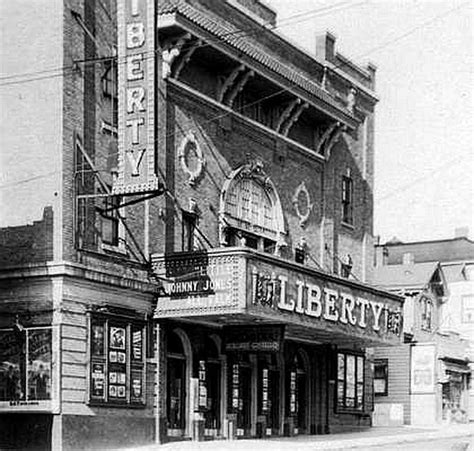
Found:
[151,0,403,443]
[0,0,403,449]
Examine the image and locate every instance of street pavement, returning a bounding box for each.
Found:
[122,423,473,451]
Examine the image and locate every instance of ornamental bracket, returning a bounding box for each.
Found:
[275,98,300,134]
[172,37,202,79]
[218,64,245,103]
[223,68,254,107]
[280,101,308,137]
[316,122,346,157]
[161,33,192,79]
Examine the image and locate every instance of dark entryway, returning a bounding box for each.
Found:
[0,413,52,450]
[166,331,187,435]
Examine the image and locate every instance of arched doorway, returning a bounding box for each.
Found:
[202,335,221,437]
[166,329,191,438]
[287,350,309,434]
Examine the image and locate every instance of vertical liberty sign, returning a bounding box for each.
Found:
[114,0,159,194]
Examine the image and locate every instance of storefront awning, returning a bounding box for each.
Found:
[440,359,471,374]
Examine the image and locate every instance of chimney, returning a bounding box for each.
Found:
[366,61,377,89]
[315,31,336,62]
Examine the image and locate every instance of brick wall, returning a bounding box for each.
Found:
[0,206,54,267]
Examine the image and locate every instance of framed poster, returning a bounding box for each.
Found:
[110,327,126,350]
[89,317,146,407]
[91,363,105,398]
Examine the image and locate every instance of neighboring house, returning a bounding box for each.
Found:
[372,236,473,426]
[0,0,404,449]
[439,261,474,343]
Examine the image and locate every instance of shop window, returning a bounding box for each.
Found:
[0,327,52,402]
[461,296,474,323]
[89,315,145,406]
[374,359,388,396]
[420,297,433,331]
[337,353,365,412]
[341,175,353,225]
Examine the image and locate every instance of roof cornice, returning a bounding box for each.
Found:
[158,5,364,129]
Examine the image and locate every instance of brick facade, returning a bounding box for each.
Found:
[0,0,397,448]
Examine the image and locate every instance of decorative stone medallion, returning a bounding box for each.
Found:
[178,132,205,186]
[292,182,313,228]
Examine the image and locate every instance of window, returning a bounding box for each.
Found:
[89,315,145,406]
[337,352,364,411]
[462,296,474,323]
[0,327,52,402]
[101,61,118,128]
[102,61,117,99]
[403,252,414,265]
[100,195,120,247]
[374,359,388,396]
[420,297,433,331]
[182,211,197,251]
[223,170,282,253]
[341,175,353,225]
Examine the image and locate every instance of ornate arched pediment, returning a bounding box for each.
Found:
[219,160,287,253]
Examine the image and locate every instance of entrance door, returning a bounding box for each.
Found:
[205,361,221,433]
[238,365,252,434]
[167,357,186,433]
[270,368,280,434]
[296,371,307,432]
[166,330,188,437]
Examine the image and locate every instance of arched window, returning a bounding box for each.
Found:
[220,161,286,254]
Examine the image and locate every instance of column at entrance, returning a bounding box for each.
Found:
[226,354,252,437]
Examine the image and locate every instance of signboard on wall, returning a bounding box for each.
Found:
[114,0,160,194]
[224,325,284,353]
[249,259,404,343]
[411,344,436,394]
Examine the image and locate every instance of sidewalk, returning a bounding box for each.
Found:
[124,424,473,451]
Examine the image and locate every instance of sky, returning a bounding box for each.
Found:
[266,0,473,243]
